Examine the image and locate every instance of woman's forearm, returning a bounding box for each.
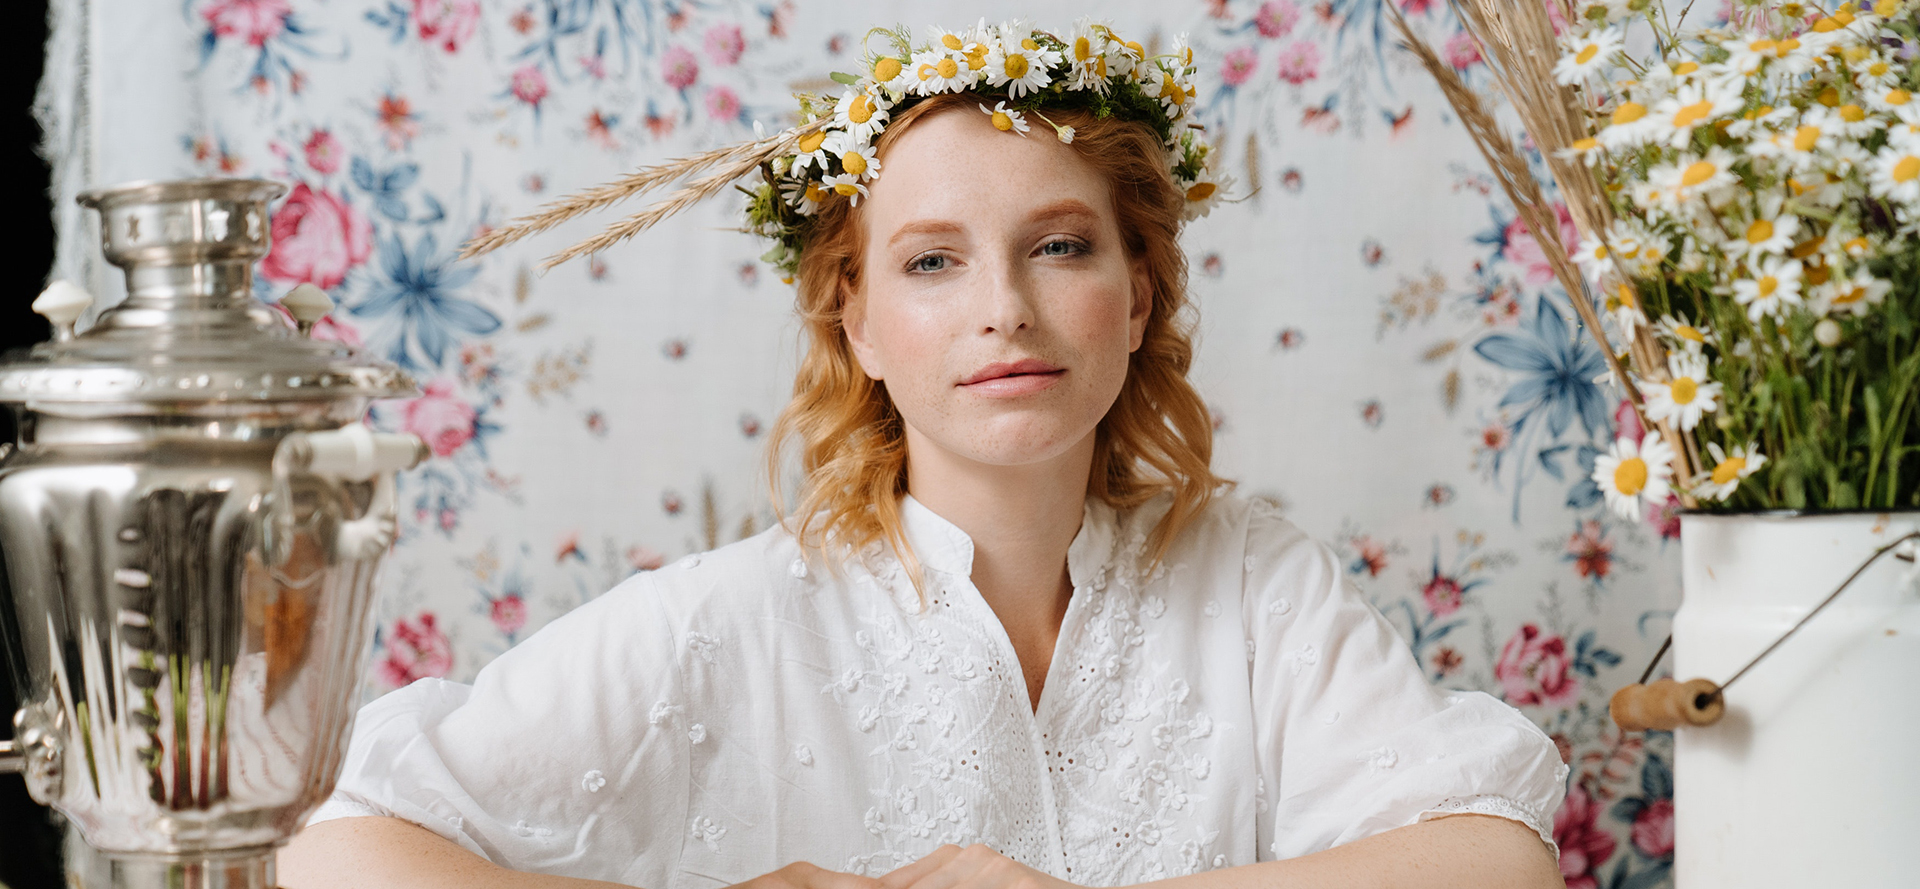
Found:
[1143,813,1564,889]
[277,816,634,889]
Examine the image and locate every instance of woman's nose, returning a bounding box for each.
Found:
[978,256,1036,335]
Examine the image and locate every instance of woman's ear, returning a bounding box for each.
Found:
[841,280,885,381]
[1127,258,1152,353]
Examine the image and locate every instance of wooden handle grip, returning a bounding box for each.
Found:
[1610,678,1725,731]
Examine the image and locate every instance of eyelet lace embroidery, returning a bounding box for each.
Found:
[1418,793,1560,859]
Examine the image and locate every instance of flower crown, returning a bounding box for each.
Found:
[461,19,1227,277]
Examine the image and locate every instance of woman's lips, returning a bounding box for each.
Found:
[960,369,1065,396]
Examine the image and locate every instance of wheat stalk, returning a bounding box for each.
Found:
[1388,2,1701,503]
[459,116,831,265]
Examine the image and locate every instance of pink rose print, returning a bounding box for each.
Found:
[1221,46,1258,87]
[1648,494,1683,540]
[402,380,478,458]
[704,23,745,66]
[489,594,528,637]
[375,612,453,688]
[1495,622,1580,708]
[1553,783,1617,889]
[1422,573,1464,616]
[663,45,700,90]
[414,0,481,53]
[1275,40,1321,85]
[1614,398,1646,445]
[705,86,743,123]
[1398,0,1435,14]
[202,0,291,48]
[1253,0,1300,38]
[260,184,374,290]
[1631,798,1675,859]
[511,65,549,108]
[1501,203,1580,285]
[1566,520,1613,580]
[302,129,343,175]
[1443,30,1482,69]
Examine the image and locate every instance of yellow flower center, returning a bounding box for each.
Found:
[1776,38,1801,55]
[1673,61,1699,75]
[1813,16,1842,31]
[1590,244,1609,259]
[1794,125,1822,151]
[941,33,964,51]
[804,182,827,203]
[1757,276,1779,297]
[1681,160,1718,187]
[1873,62,1893,77]
[1614,458,1648,496]
[1676,324,1705,343]
[1670,377,1698,404]
[1818,87,1840,107]
[1808,264,1832,286]
[1747,219,1775,244]
[1877,0,1899,16]
[1889,89,1912,106]
[1672,101,1714,127]
[917,63,936,81]
[1836,6,1857,23]
[1074,36,1092,62]
[1573,137,1598,151]
[1895,156,1920,182]
[1846,236,1869,253]
[1097,56,1108,78]
[1617,282,1639,308]
[848,94,873,124]
[1749,38,1776,53]
[1791,235,1823,257]
[966,47,988,70]
[797,131,826,153]
[1745,105,1773,120]
[841,151,867,176]
[1004,53,1030,79]
[1187,181,1217,201]
[1840,104,1867,122]
[832,181,860,196]
[1835,286,1867,304]
[1021,37,1039,51]
[1843,45,1872,64]
[1711,457,1747,485]
[1125,39,1145,58]
[873,57,901,81]
[990,110,1014,131]
[1166,79,1188,104]
[1611,102,1647,125]
[935,57,959,78]
[1576,43,1600,65]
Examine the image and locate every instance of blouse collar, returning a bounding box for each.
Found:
[898,492,1118,594]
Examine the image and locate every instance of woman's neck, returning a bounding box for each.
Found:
[904,428,1093,710]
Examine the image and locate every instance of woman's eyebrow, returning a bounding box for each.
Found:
[1026,199,1099,225]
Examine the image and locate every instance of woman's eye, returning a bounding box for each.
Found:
[909,253,949,273]
[1039,239,1085,257]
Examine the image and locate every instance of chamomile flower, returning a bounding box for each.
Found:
[1559,136,1607,167]
[1178,165,1231,220]
[1746,121,1832,172]
[867,53,915,97]
[1649,80,1744,148]
[1607,280,1650,337]
[833,88,891,142]
[979,101,1030,136]
[1067,20,1114,92]
[1725,201,1800,264]
[1692,441,1766,501]
[781,177,829,215]
[1722,35,1781,75]
[1650,147,1740,206]
[1724,103,1790,140]
[927,23,985,61]
[1763,35,1821,78]
[825,131,881,181]
[1555,28,1624,84]
[790,127,834,174]
[1813,267,1892,316]
[1598,99,1661,151]
[1145,64,1196,118]
[909,48,974,95]
[1643,352,1722,431]
[1854,55,1904,90]
[1573,231,1618,282]
[1869,142,1920,204]
[1730,255,1805,321]
[820,172,869,206]
[1592,434,1675,521]
[1807,102,1882,140]
[1656,314,1714,352]
[1104,28,1146,80]
[984,32,1059,97]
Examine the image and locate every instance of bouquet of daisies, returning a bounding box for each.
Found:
[1395,0,1920,519]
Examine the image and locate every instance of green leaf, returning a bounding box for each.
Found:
[829,71,861,86]
[760,244,788,263]
[1784,470,1807,510]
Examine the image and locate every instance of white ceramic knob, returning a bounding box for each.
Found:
[279,283,334,335]
[32,280,93,342]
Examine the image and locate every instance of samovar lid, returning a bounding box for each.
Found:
[0,178,416,409]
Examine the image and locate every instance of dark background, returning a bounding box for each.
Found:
[2,1,68,886]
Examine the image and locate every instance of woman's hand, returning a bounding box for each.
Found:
[878,845,1084,889]
[729,862,886,889]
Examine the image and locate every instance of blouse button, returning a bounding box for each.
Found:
[790,558,809,579]
[1269,597,1292,616]
[582,769,607,793]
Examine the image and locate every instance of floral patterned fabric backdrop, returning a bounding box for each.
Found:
[47,1,1691,886]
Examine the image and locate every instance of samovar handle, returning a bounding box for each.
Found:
[267,424,431,566]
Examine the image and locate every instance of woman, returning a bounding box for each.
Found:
[281,22,1568,889]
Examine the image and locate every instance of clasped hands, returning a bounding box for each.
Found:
[732,844,1087,889]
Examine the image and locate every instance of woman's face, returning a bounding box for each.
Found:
[843,108,1152,474]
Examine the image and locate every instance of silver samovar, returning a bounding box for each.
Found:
[0,178,429,888]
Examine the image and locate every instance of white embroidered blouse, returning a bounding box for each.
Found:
[309,492,1569,886]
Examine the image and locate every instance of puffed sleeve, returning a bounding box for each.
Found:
[1242,507,1568,862]
[303,570,691,885]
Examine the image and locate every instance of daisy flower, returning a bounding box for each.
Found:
[1598,100,1661,151]
[1813,268,1892,316]
[1573,230,1618,282]
[1692,441,1766,501]
[1649,80,1744,148]
[1607,280,1650,337]
[1592,434,1676,521]
[1559,136,1606,167]
[1555,28,1623,84]
[1656,313,1714,352]
[1725,104,1790,140]
[790,127,833,174]
[984,32,1059,97]
[1178,165,1231,220]
[1145,64,1196,117]
[1764,35,1821,78]
[820,172,868,205]
[1067,20,1114,92]
[1104,28,1146,80]
[909,48,974,95]
[1725,200,1800,264]
[1869,142,1920,204]
[833,88,891,142]
[1651,147,1739,205]
[1746,121,1832,173]
[1854,55,1904,91]
[979,101,1031,136]
[1643,352,1722,431]
[1864,85,1918,119]
[1807,102,1882,140]
[825,131,880,181]
[1730,255,1805,321]
[781,177,829,215]
[1722,36,1779,75]
[867,54,915,97]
